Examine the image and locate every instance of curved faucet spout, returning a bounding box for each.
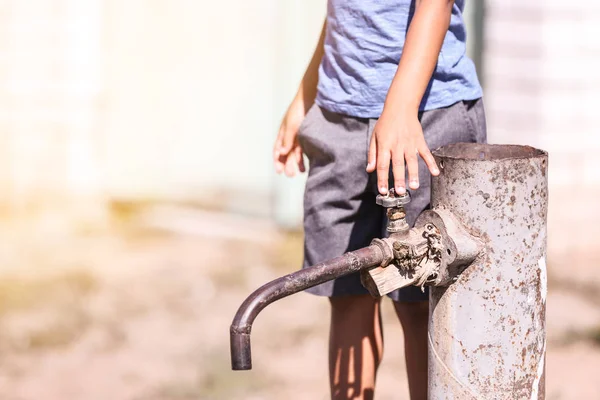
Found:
[230,245,383,370]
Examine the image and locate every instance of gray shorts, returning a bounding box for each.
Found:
[297,99,487,302]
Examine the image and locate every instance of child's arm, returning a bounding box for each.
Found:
[367,0,454,195]
[274,19,326,177]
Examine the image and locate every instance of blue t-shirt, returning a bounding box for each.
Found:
[316,0,482,118]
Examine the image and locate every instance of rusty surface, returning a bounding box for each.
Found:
[378,189,411,234]
[415,209,484,287]
[361,209,483,297]
[361,226,442,297]
[229,245,383,370]
[429,144,548,399]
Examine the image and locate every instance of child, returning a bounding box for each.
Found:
[273,1,485,399]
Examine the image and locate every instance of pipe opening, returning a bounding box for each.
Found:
[434,143,546,161]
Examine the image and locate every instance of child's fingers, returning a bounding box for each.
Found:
[273,129,284,158]
[294,145,306,173]
[275,154,286,174]
[392,149,406,195]
[418,141,439,176]
[279,128,296,156]
[376,144,391,195]
[367,135,377,172]
[273,129,285,173]
[284,150,298,177]
[405,148,419,190]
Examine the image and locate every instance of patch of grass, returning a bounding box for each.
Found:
[555,325,600,347]
[0,269,98,316]
[587,326,600,346]
[141,348,277,400]
[271,229,304,272]
[109,200,153,223]
[198,352,276,400]
[147,382,203,400]
[93,317,128,352]
[26,310,91,351]
[0,270,97,352]
[141,363,274,400]
[547,268,600,307]
[109,198,228,223]
[209,266,248,290]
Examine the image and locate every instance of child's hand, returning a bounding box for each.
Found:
[273,101,307,177]
[366,111,439,195]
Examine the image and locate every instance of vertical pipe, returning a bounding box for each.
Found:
[429,144,548,399]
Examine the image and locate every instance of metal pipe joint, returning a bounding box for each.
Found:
[361,207,484,297]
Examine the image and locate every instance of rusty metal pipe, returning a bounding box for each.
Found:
[429,144,548,399]
[230,245,383,370]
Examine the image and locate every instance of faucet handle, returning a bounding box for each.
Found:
[376,189,411,208]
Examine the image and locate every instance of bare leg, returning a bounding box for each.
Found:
[393,300,429,400]
[329,294,383,400]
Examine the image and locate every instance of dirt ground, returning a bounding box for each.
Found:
[0,206,598,400]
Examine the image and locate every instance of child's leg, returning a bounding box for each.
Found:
[329,294,383,400]
[393,301,429,400]
[298,105,385,400]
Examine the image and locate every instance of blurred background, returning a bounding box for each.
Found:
[0,0,598,399]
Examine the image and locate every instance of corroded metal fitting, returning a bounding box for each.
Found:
[376,189,411,208]
[376,189,411,234]
[392,241,410,259]
[362,208,484,298]
[388,209,406,221]
[370,238,394,267]
[387,212,410,233]
[362,224,444,297]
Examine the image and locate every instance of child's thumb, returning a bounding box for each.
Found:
[279,128,296,155]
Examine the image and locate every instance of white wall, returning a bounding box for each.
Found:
[484,0,600,186]
[483,0,600,256]
[0,0,327,222]
[0,0,105,224]
[101,0,328,218]
[102,0,283,208]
